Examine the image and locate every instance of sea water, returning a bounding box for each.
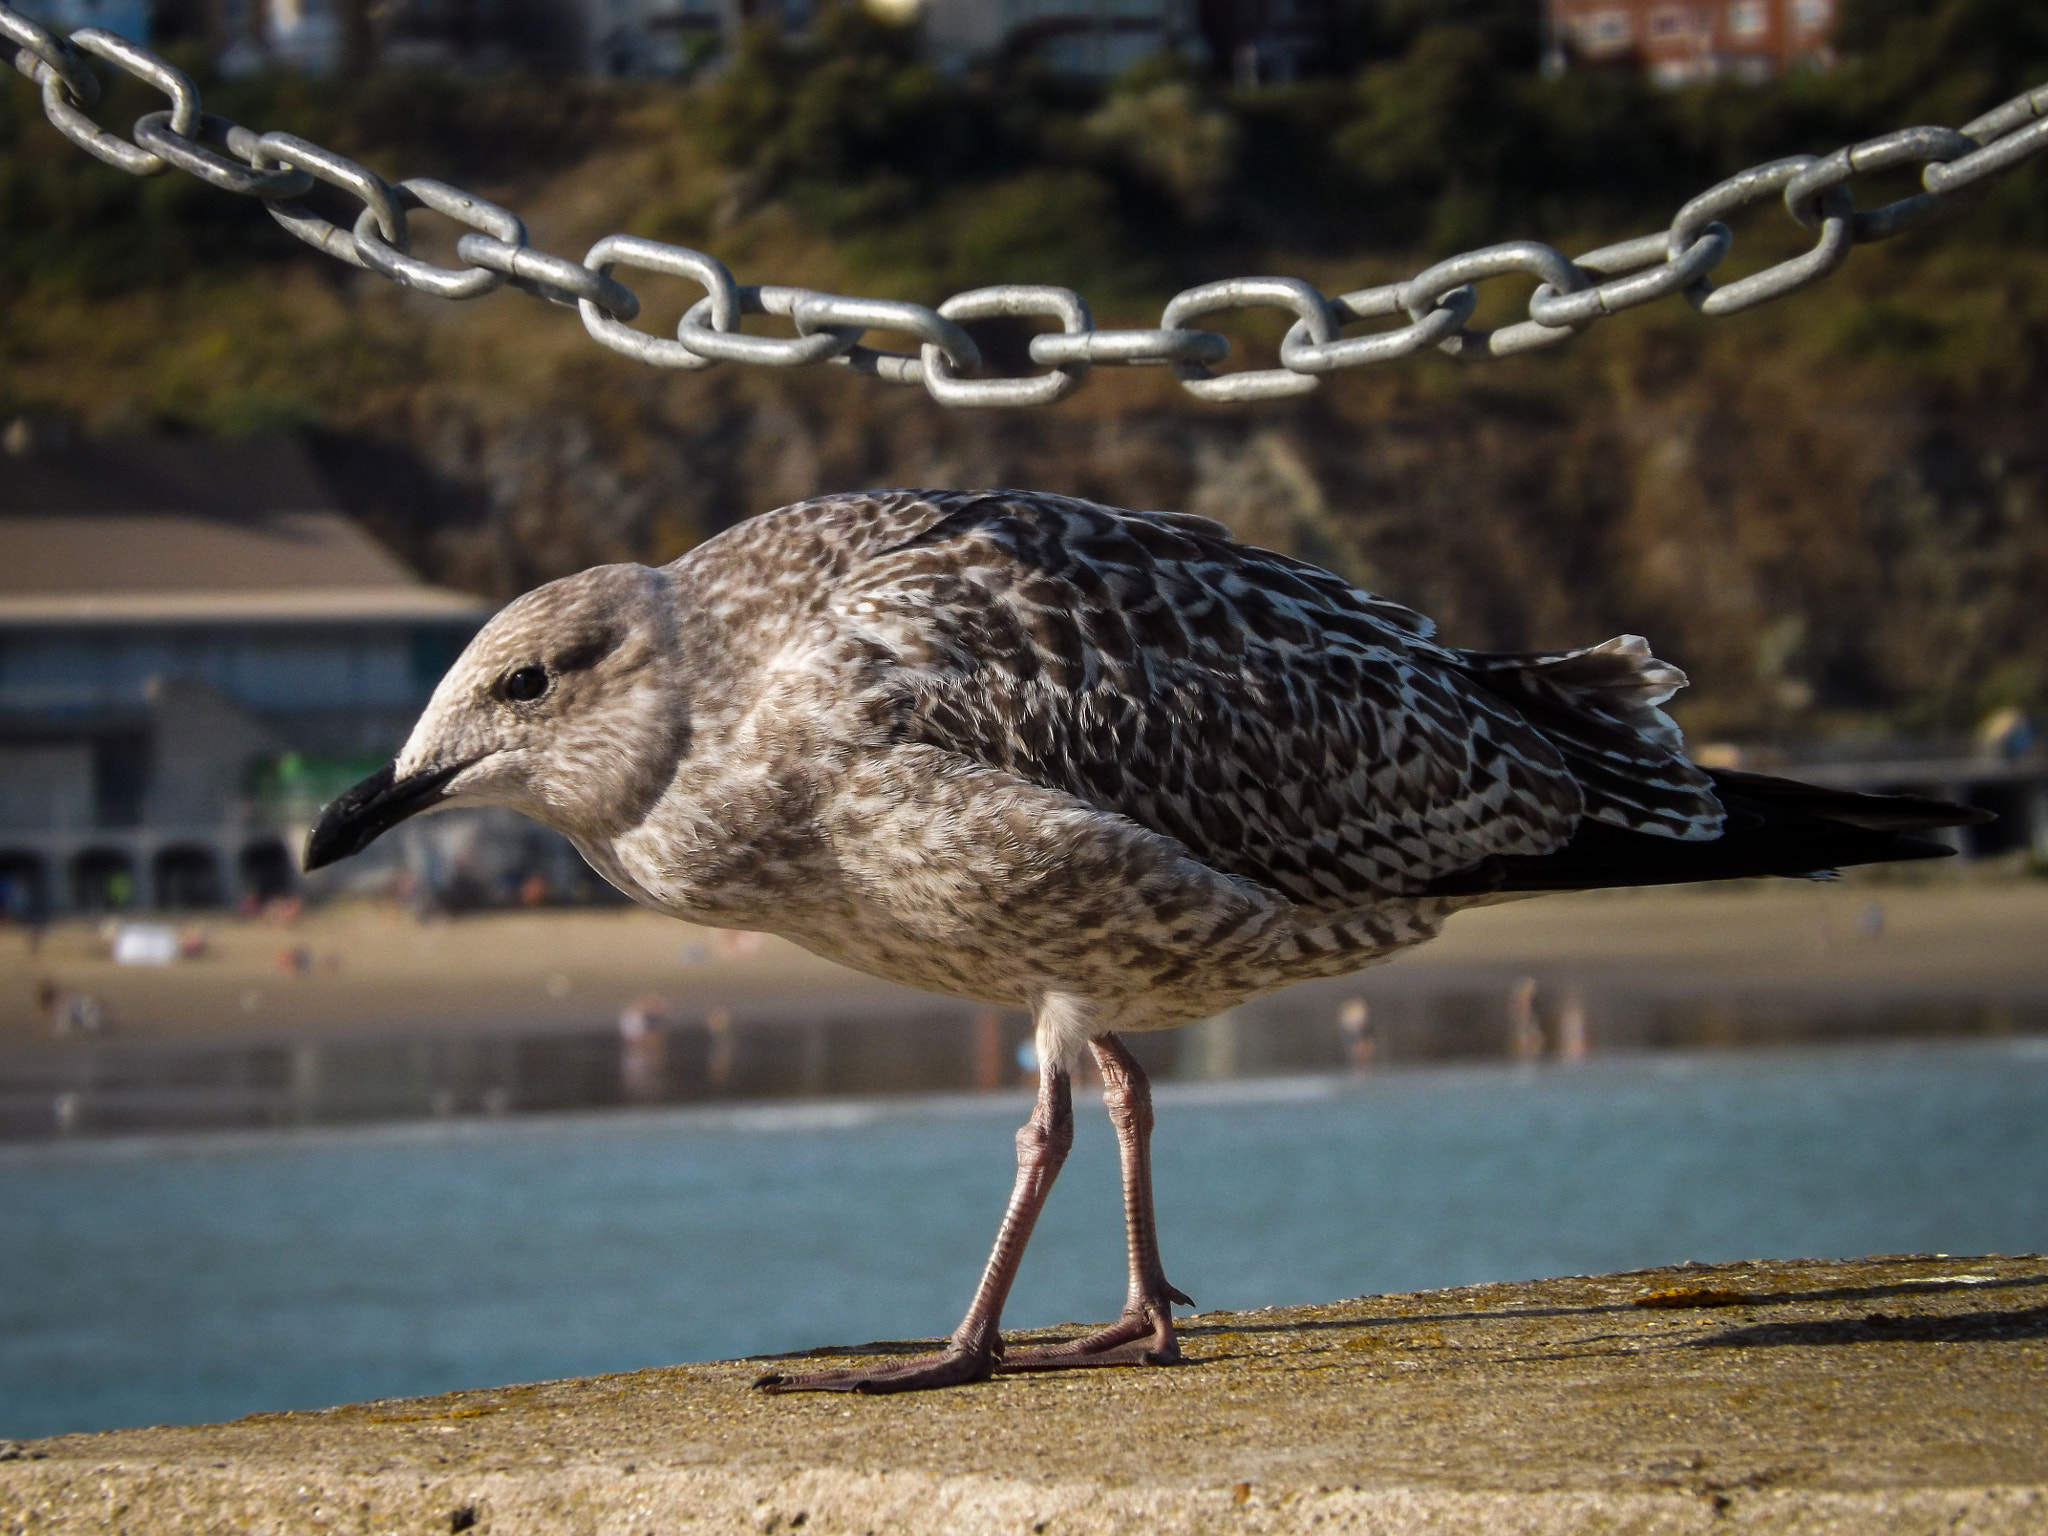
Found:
[3,1037,2046,1439]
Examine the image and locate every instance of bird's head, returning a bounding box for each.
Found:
[304,563,688,871]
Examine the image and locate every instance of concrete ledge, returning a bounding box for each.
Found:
[6,1255,2045,1534]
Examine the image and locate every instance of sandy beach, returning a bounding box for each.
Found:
[5,867,2046,1050]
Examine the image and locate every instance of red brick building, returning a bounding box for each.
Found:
[1546,0,1837,85]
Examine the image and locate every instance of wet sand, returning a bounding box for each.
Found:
[5,870,2045,1049]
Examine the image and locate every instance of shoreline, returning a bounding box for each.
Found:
[8,1032,2047,1159]
[7,870,2048,1050]
[7,874,2046,1140]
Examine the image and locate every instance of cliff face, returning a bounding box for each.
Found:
[10,253,2044,745]
[287,263,2048,745]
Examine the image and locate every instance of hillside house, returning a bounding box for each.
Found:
[1546,0,1837,84]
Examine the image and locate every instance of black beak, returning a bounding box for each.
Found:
[303,760,466,872]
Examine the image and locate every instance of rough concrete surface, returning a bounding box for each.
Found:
[5,1254,2045,1534]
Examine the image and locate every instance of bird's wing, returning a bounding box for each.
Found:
[816,491,1717,906]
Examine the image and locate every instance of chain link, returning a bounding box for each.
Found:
[5,0,2046,408]
[3,4,97,105]
[33,27,192,174]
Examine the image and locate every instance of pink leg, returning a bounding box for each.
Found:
[754,1061,1075,1394]
[999,1033,1192,1372]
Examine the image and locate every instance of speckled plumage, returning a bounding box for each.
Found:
[316,487,1978,1394]
[452,490,1709,1052]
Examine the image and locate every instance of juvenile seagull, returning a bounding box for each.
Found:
[305,489,1982,1394]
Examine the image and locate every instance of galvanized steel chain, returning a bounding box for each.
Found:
[7,1,2048,407]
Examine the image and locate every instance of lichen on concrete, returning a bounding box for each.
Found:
[5,1254,2045,1533]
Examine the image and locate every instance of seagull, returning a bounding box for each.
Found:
[304,489,1984,1394]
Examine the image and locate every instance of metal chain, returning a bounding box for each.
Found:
[6,1,2047,408]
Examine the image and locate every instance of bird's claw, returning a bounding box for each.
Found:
[995,1299,1186,1373]
[752,1342,998,1395]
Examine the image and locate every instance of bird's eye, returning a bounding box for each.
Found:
[501,665,550,703]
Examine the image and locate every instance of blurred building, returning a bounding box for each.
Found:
[7,0,151,44]
[195,0,573,75]
[152,0,1219,78]
[921,0,1204,78]
[24,0,1302,75]
[929,0,1338,85]
[150,0,770,75]
[0,431,490,918]
[1196,0,1332,85]
[1545,0,1837,84]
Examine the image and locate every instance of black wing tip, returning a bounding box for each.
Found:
[1882,832,1967,861]
[1427,796,1976,899]
[1705,767,1994,832]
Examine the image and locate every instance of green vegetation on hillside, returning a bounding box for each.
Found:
[1,0,2045,741]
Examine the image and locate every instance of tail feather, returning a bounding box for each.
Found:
[1427,767,1991,896]
[1457,637,1724,842]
